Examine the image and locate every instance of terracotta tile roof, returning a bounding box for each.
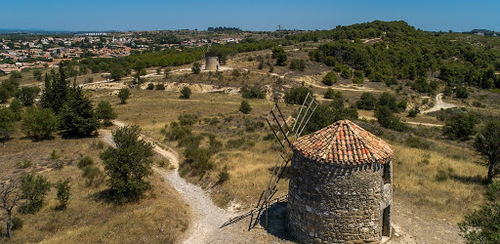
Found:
[292,120,393,166]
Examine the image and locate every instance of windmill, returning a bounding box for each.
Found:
[248,92,318,229]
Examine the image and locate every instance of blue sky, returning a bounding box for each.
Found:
[2,0,499,32]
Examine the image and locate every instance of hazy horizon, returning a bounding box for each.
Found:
[2,0,499,33]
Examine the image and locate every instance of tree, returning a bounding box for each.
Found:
[284,87,312,105]
[40,65,69,114]
[456,86,469,99]
[59,86,99,137]
[0,180,24,238]
[180,86,191,99]
[322,71,338,86]
[15,86,40,106]
[118,88,130,104]
[0,107,15,147]
[356,92,378,110]
[375,106,407,131]
[55,179,71,210]
[95,101,117,126]
[0,85,11,103]
[272,47,287,66]
[443,112,477,141]
[100,126,154,204]
[110,68,124,81]
[21,106,58,140]
[9,98,23,121]
[241,86,266,99]
[474,120,500,183]
[459,182,500,243]
[20,173,51,214]
[239,100,252,114]
[192,62,201,74]
[378,92,399,112]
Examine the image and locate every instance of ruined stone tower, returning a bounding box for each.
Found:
[205,51,219,70]
[287,120,393,243]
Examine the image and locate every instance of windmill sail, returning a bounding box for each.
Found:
[248,92,318,229]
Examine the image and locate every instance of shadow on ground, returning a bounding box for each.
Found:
[258,201,295,242]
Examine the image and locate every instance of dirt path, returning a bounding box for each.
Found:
[99,121,236,244]
[422,93,457,114]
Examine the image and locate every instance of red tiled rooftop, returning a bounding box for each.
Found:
[292,120,393,166]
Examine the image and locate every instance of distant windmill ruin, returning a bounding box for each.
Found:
[201,43,219,70]
[229,92,394,243]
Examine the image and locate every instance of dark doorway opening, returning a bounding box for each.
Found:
[382,205,391,236]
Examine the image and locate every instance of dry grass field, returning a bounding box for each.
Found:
[0,131,189,243]
[93,88,491,223]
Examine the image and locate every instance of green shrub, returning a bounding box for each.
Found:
[435,170,449,181]
[50,149,59,159]
[178,113,198,126]
[408,108,419,117]
[146,83,154,90]
[323,88,342,99]
[11,217,23,231]
[322,72,337,86]
[405,136,431,149]
[165,124,192,141]
[289,59,306,71]
[180,86,191,99]
[241,86,266,99]
[239,100,252,114]
[78,156,94,168]
[20,173,51,214]
[16,160,32,169]
[217,166,230,185]
[155,84,165,90]
[55,179,71,210]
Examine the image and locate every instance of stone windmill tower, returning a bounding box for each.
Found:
[288,120,394,243]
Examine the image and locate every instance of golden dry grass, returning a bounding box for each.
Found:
[0,133,189,243]
[393,141,487,221]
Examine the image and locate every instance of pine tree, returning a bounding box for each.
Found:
[40,64,69,114]
[59,85,99,137]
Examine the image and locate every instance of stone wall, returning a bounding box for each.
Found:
[287,151,385,243]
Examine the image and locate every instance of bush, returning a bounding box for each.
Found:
[192,62,201,74]
[289,59,306,71]
[356,92,378,110]
[435,170,449,181]
[11,217,23,231]
[22,106,58,140]
[284,87,312,105]
[20,173,51,214]
[77,156,94,168]
[322,72,337,86]
[217,166,230,185]
[146,83,154,90]
[180,86,191,99]
[15,86,40,106]
[178,113,198,126]
[231,69,241,77]
[55,179,71,210]
[241,86,266,99]
[239,100,252,114]
[405,136,431,149]
[272,47,287,66]
[118,88,130,104]
[341,69,352,79]
[226,138,246,149]
[456,86,469,99]
[408,108,420,117]
[155,84,165,90]
[323,88,342,99]
[165,124,192,141]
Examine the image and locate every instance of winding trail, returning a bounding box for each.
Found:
[99,121,235,244]
[422,93,457,114]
